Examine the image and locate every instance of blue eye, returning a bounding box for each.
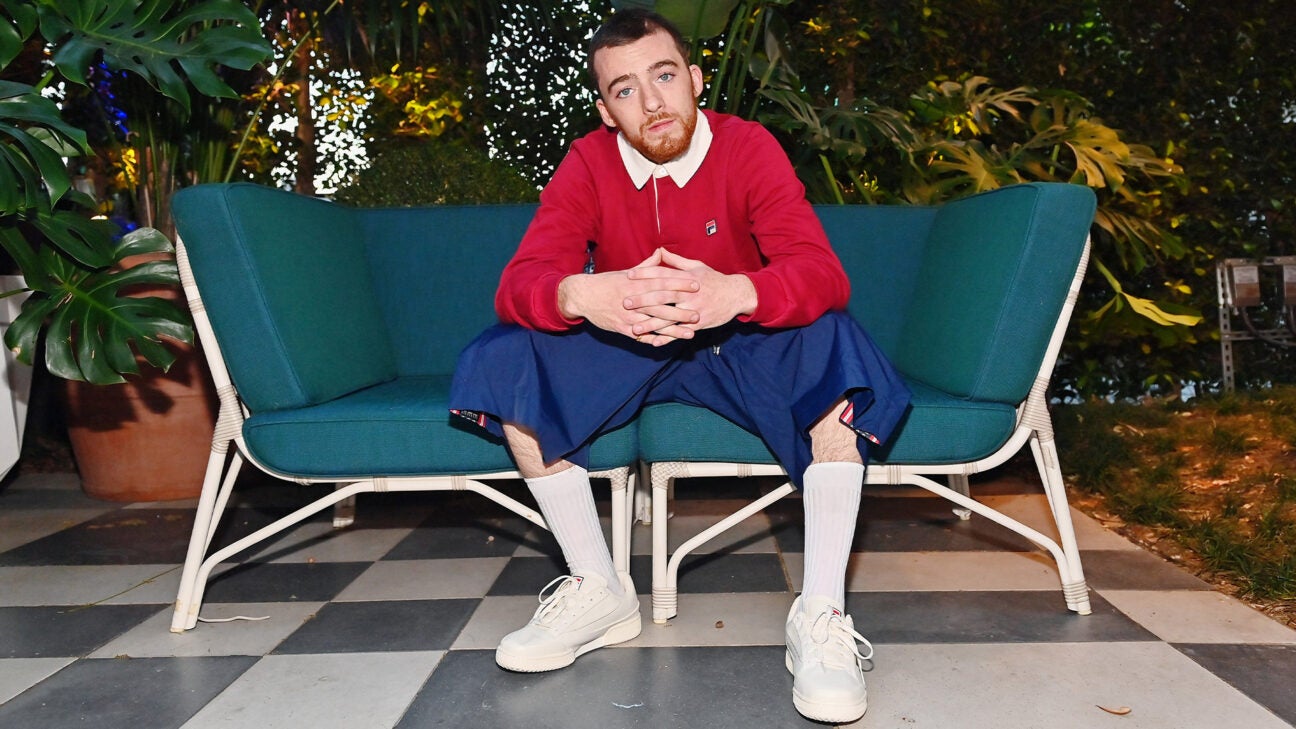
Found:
[658,72,675,83]
[615,87,633,98]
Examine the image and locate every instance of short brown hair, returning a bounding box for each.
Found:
[588,9,691,93]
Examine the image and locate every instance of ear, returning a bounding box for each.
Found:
[596,98,617,128]
[690,64,704,99]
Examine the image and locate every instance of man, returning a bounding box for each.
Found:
[449,9,910,723]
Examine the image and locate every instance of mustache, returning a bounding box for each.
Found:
[641,112,678,133]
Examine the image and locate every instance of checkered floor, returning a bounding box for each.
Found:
[1,469,1294,728]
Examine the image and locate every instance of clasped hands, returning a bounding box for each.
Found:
[557,247,757,346]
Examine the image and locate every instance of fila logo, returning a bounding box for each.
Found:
[705,219,717,236]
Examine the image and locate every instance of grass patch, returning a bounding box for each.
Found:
[1056,386,1296,610]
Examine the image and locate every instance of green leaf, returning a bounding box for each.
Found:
[0,0,38,68]
[655,0,743,40]
[1,293,55,366]
[114,227,175,260]
[29,209,116,269]
[0,225,48,291]
[39,0,271,114]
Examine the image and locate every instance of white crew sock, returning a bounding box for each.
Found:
[526,465,623,595]
[800,461,865,609]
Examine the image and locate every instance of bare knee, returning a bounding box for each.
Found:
[809,399,864,465]
[503,423,575,478]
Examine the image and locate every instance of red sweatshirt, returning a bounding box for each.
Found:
[495,110,850,331]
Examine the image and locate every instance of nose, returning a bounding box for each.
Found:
[641,84,664,113]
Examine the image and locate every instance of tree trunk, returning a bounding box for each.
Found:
[292,13,316,196]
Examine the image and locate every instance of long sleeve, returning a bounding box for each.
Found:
[731,123,851,327]
[494,148,600,331]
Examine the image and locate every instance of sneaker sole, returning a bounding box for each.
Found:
[496,610,642,673]
[785,650,868,723]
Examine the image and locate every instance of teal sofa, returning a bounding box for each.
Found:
[168,181,1097,632]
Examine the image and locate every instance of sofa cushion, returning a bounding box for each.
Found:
[242,375,638,478]
[893,183,1095,403]
[637,378,1016,467]
[173,184,398,412]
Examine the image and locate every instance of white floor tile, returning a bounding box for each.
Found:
[0,657,75,704]
[333,558,510,601]
[179,651,444,729]
[782,551,1066,592]
[0,565,180,606]
[89,602,326,658]
[980,493,1140,551]
[844,642,1292,728]
[1099,590,1296,644]
[451,595,540,650]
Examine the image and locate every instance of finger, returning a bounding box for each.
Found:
[624,289,700,310]
[629,306,699,330]
[633,248,665,269]
[627,264,699,282]
[650,323,696,342]
[658,248,703,270]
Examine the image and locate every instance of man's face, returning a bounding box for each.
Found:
[593,30,705,164]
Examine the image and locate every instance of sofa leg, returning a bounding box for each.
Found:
[332,487,356,528]
[172,447,242,633]
[947,474,973,520]
[1031,433,1091,615]
[651,467,674,624]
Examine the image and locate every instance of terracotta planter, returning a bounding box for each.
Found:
[63,342,218,503]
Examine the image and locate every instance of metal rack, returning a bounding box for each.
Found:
[1217,256,1296,392]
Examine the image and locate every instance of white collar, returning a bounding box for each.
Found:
[616,110,712,190]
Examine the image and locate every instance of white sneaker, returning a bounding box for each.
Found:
[496,572,641,672]
[784,595,873,723]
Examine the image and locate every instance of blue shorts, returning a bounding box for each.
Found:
[448,311,911,486]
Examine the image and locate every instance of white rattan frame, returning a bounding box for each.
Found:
[647,238,1094,624]
[170,240,634,633]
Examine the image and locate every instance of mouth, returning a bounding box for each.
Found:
[645,116,677,135]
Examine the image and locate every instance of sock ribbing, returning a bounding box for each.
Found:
[800,462,864,608]
[526,466,622,594]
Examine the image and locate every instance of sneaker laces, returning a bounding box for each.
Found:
[808,610,875,668]
[531,575,588,626]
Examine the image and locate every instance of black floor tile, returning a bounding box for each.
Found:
[770,497,1038,553]
[0,656,257,729]
[382,515,536,560]
[1080,549,1214,590]
[486,555,570,596]
[272,598,479,654]
[0,509,195,565]
[397,647,822,729]
[0,506,318,566]
[0,604,165,658]
[204,561,371,602]
[629,553,789,594]
[1174,643,1296,725]
[848,590,1158,644]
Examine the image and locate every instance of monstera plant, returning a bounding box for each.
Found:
[0,0,271,385]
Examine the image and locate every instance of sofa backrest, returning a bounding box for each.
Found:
[174,181,1094,412]
[891,182,1096,403]
[814,204,937,356]
[173,184,398,412]
[359,204,538,376]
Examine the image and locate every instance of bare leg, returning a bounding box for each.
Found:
[809,399,864,465]
[504,423,576,478]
